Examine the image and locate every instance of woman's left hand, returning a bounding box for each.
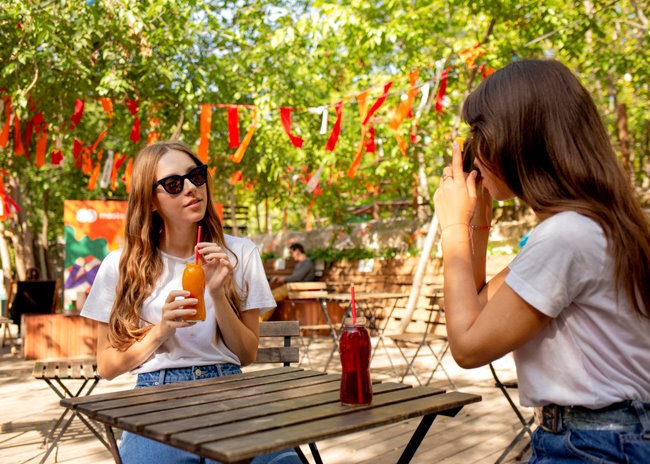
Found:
[433,141,478,230]
[196,242,233,295]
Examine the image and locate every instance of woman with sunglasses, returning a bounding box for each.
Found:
[434,60,650,462]
[81,141,301,464]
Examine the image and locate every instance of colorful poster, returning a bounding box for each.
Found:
[63,200,127,310]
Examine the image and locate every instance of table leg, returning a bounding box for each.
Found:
[104,424,123,464]
[396,413,436,464]
[308,442,323,464]
[294,446,310,464]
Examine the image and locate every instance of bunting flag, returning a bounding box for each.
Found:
[51,149,63,165]
[99,150,115,188]
[208,166,216,179]
[229,170,243,185]
[415,83,430,118]
[147,117,160,145]
[13,114,24,156]
[389,70,419,131]
[87,150,102,190]
[0,96,11,147]
[197,104,212,163]
[111,153,127,190]
[279,108,303,148]
[435,69,449,113]
[123,157,133,193]
[348,92,370,178]
[227,106,240,149]
[69,98,85,131]
[306,162,325,193]
[320,108,328,135]
[324,101,343,152]
[362,81,392,126]
[232,108,258,163]
[365,126,376,153]
[90,129,107,152]
[35,122,47,167]
[73,138,83,168]
[126,100,140,142]
[0,170,21,221]
[99,98,113,123]
[82,147,94,174]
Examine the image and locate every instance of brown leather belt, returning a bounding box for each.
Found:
[534,401,648,434]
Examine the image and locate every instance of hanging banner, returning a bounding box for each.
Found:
[69,99,85,131]
[197,104,212,163]
[232,108,258,163]
[227,106,240,149]
[279,108,304,148]
[324,101,343,152]
[362,81,392,126]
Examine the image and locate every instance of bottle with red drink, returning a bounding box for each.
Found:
[339,316,372,405]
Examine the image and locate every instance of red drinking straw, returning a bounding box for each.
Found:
[351,284,356,325]
[195,225,202,264]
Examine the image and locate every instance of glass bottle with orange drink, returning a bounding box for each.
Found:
[182,262,205,321]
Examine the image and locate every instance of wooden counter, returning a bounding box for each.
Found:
[22,314,97,360]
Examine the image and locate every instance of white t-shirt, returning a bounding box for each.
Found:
[505,211,650,408]
[81,235,276,374]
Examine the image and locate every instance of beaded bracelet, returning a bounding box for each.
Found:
[470,224,491,231]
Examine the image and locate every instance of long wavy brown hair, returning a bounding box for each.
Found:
[109,141,244,350]
[462,59,650,318]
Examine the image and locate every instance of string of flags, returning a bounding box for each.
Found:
[0,43,494,218]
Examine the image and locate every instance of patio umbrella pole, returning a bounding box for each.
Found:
[399,213,439,333]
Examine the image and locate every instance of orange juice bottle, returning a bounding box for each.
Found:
[182,262,205,321]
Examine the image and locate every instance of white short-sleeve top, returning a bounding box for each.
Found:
[505,211,650,408]
[81,235,276,374]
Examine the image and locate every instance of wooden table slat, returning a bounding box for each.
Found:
[99,371,331,423]
[63,366,299,407]
[32,362,45,378]
[200,391,481,463]
[45,362,57,378]
[71,362,81,379]
[165,382,415,447]
[122,376,345,431]
[171,385,443,449]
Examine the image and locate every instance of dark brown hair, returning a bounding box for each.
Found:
[109,141,244,350]
[462,59,650,317]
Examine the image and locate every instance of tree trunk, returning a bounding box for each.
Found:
[8,178,36,279]
[0,222,12,296]
[616,103,634,183]
[40,189,50,279]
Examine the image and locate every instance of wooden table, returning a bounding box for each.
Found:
[61,366,481,464]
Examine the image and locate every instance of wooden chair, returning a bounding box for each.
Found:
[286,282,340,370]
[256,320,300,366]
[0,316,16,347]
[489,362,534,463]
[387,291,456,388]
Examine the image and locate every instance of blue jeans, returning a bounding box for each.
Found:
[528,400,650,463]
[119,364,302,464]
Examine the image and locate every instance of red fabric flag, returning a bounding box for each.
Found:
[13,114,24,156]
[435,69,449,113]
[279,108,304,148]
[362,81,393,126]
[51,149,63,165]
[232,108,258,163]
[35,123,47,167]
[0,96,11,148]
[411,121,417,144]
[69,99,85,130]
[324,101,343,152]
[197,104,212,163]
[227,106,240,149]
[126,100,140,142]
[73,138,83,168]
[365,126,376,153]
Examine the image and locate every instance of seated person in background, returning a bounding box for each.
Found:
[270,243,315,285]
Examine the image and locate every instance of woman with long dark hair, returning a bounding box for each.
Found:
[82,141,300,463]
[434,59,650,462]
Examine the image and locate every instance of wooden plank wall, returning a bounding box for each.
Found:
[22,314,98,360]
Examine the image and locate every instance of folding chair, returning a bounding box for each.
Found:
[388,291,456,388]
[286,282,340,371]
[489,362,534,463]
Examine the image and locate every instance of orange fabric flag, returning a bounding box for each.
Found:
[13,114,24,156]
[390,70,419,131]
[147,117,160,145]
[87,150,103,190]
[197,104,212,164]
[82,147,93,175]
[229,170,243,185]
[232,108,258,163]
[348,92,370,178]
[0,97,11,148]
[99,98,113,124]
[90,129,107,152]
[35,123,47,167]
[111,153,127,190]
[123,157,133,194]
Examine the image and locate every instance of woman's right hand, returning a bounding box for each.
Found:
[157,290,197,339]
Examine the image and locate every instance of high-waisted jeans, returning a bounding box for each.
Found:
[119,364,302,464]
[528,400,650,463]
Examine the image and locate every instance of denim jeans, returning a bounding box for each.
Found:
[119,364,302,464]
[528,400,650,463]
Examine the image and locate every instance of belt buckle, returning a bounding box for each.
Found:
[534,405,560,433]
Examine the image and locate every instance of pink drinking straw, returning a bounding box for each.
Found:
[195,225,202,264]
[351,284,356,325]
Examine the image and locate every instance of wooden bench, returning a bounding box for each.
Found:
[33,357,110,463]
[256,320,300,366]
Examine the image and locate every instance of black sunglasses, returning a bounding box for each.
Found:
[153,164,208,194]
